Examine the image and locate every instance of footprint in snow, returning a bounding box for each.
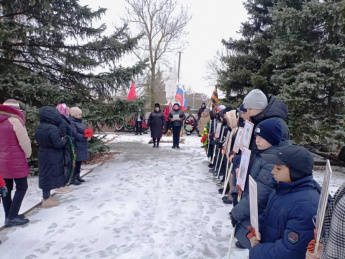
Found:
[48,223,58,229]
[87,215,100,223]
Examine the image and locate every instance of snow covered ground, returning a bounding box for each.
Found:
[0,133,344,259]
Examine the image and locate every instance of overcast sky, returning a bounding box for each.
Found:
[79,0,248,97]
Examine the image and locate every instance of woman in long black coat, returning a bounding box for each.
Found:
[35,106,66,207]
[148,103,165,148]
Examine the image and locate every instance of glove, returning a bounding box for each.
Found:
[0,186,8,197]
[229,212,239,227]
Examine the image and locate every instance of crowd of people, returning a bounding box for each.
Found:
[199,89,345,259]
[0,100,90,232]
[1,94,344,257]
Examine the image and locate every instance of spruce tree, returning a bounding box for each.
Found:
[217,0,276,104]
[0,0,146,106]
[269,0,345,148]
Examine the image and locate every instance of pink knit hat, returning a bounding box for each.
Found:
[56,103,70,117]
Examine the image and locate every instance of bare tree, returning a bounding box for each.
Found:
[124,0,191,109]
[204,50,225,88]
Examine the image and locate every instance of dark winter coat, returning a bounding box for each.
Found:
[35,106,66,190]
[58,114,72,136]
[250,176,320,259]
[148,110,165,138]
[231,145,280,222]
[168,108,186,127]
[135,111,144,122]
[198,106,206,119]
[69,116,89,161]
[250,96,289,142]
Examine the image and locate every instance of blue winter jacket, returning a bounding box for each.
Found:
[69,116,89,161]
[35,106,66,190]
[250,176,320,259]
[231,142,289,222]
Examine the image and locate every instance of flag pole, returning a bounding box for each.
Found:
[178,51,182,83]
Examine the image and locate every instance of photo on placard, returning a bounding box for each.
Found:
[249,175,261,241]
[215,122,222,138]
[236,148,251,191]
[232,127,244,154]
[241,120,254,151]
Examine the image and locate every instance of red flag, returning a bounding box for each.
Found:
[127,82,137,100]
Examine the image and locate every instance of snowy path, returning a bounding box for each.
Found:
[0,134,247,259]
[1,133,344,259]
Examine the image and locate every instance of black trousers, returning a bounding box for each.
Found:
[2,177,28,219]
[152,138,161,145]
[74,161,82,177]
[172,126,181,147]
[135,121,142,133]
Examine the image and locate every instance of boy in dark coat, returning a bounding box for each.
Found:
[35,106,67,208]
[249,145,320,259]
[148,103,165,147]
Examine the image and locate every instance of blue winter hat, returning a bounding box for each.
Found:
[261,145,314,182]
[173,103,180,107]
[254,118,283,146]
[240,104,247,112]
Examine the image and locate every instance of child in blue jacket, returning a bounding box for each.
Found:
[249,145,320,259]
[230,118,288,249]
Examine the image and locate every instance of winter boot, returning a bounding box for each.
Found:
[70,176,81,185]
[5,217,29,227]
[76,173,85,183]
[42,196,60,208]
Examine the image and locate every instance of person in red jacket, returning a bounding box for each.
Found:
[0,99,31,227]
[163,102,173,132]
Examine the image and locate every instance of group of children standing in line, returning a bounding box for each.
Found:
[200,89,345,259]
[0,100,90,231]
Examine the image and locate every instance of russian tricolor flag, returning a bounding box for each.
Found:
[175,85,188,111]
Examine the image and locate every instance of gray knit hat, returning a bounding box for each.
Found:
[243,89,268,110]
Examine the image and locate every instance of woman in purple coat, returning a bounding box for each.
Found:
[0,99,31,227]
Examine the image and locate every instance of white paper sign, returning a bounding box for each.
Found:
[232,127,244,153]
[236,148,251,191]
[314,160,332,252]
[241,120,254,151]
[249,175,261,241]
[173,114,179,121]
[215,122,222,138]
[223,131,231,149]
